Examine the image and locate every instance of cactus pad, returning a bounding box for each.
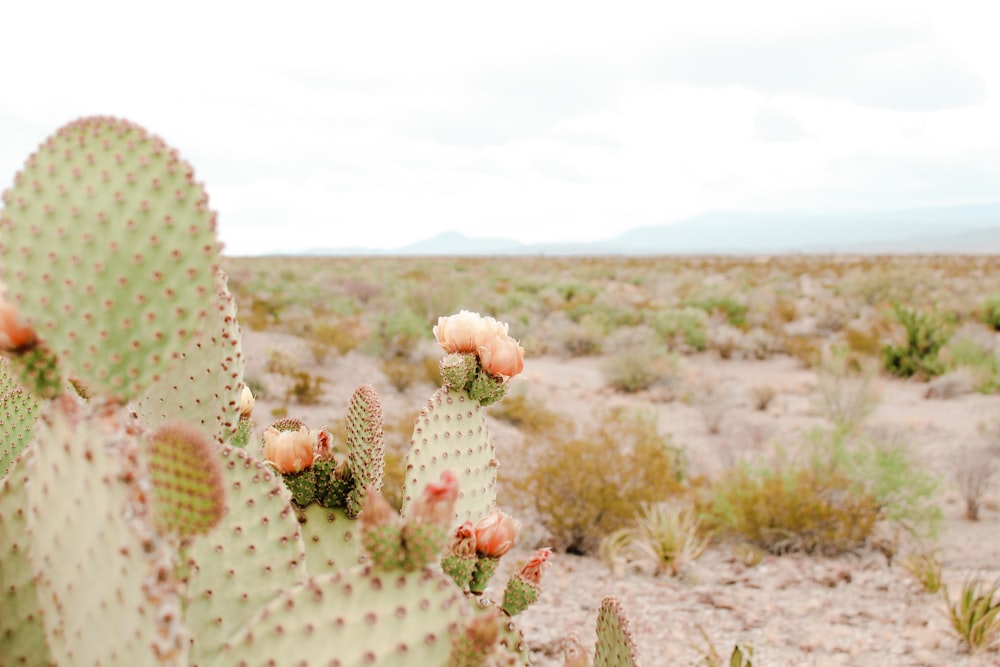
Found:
[297,504,364,574]
[0,115,222,401]
[345,383,385,518]
[24,396,186,665]
[136,269,245,444]
[183,445,307,666]
[213,565,469,667]
[402,387,497,525]
[0,358,39,479]
[145,421,226,539]
[594,596,642,667]
[0,454,51,666]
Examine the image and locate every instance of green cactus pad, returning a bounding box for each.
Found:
[439,352,477,391]
[345,383,385,518]
[501,571,540,616]
[458,597,531,667]
[469,555,500,595]
[297,503,364,574]
[281,466,317,506]
[145,421,226,539]
[7,341,63,400]
[212,565,470,667]
[0,453,51,666]
[136,269,245,444]
[0,115,223,402]
[594,596,642,667]
[25,396,186,665]
[467,368,508,406]
[313,458,354,509]
[0,358,39,479]
[402,387,497,526]
[183,445,307,667]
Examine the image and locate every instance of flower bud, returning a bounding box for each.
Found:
[518,548,552,586]
[238,385,255,418]
[448,521,477,559]
[262,426,314,474]
[359,486,399,531]
[408,469,459,529]
[473,510,518,558]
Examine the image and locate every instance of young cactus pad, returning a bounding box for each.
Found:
[0,357,39,479]
[0,116,223,401]
[594,596,643,667]
[402,387,498,525]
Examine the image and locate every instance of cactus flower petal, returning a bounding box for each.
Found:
[473,510,518,558]
[262,426,314,474]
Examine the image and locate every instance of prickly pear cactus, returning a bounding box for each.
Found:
[0,115,222,401]
[183,446,307,667]
[345,383,384,518]
[0,357,39,478]
[402,387,498,525]
[593,596,642,667]
[23,395,187,665]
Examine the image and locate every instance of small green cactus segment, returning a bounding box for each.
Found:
[501,568,541,616]
[0,358,40,479]
[593,596,642,667]
[345,383,385,518]
[136,269,245,444]
[402,387,497,525]
[212,565,469,667]
[183,445,307,667]
[452,598,531,667]
[25,396,186,665]
[0,115,222,402]
[145,421,226,539]
[8,341,63,400]
[297,504,363,574]
[0,459,51,666]
[439,352,507,407]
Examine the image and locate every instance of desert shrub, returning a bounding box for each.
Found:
[600,500,709,577]
[686,295,748,328]
[490,389,561,433]
[883,304,952,379]
[306,317,364,363]
[704,429,939,554]
[944,337,999,394]
[380,354,440,392]
[556,316,605,357]
[368,307,428,359]
[945,576,1000,652]
[602,326,677,393]
[843,324,882,358]
[982,293,1000,331]
[265,349,328,405]
[954,446,997,521]
[751,385,777,411]
[505,407,688,554]
[815,348,880,431]
[649,307,708,352]
[782,334,822,368]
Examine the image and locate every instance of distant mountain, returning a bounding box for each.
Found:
[300,203,1000,256]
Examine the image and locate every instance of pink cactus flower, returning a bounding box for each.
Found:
[359,486,399,530]
[262,426,315,474]
[473,510,518,558]
[448,521,477,558]
[0,296,37,353]
[477,335,525,378]
[518,548,552,586]
[433,310,483,354]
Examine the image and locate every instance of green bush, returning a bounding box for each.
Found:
[504,407,688,554]
[882,304,952,379]
[982,294,1000,331]
[704,429,939,555]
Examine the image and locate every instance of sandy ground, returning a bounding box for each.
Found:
[242,330,1000,666]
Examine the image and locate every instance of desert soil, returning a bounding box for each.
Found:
[242,330,1000,667]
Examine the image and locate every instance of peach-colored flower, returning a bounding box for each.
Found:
[448,521,477,558]
[472,315,509,350]
[408,469,459,528]
[0,296,37,353]
[518,548,552,586]
[473,510,518,558]
[262,426,314,474]
[433,310,483,354]
[478,335,525,378]
[359,486,398,530]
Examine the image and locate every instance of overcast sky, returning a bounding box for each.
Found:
[2,1,998,255]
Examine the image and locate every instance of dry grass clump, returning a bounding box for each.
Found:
[899,548,944,593]
[814,348,880,431]
[953,446,997,521]
[504,407,688,554]
[600,500,709,577]
[945,575,1000,652]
